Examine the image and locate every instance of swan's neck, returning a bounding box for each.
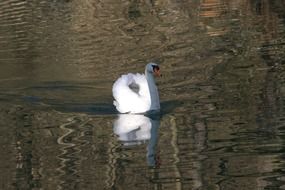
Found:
[145,71,160,110]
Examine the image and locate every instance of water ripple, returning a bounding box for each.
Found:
[0,0,285,189]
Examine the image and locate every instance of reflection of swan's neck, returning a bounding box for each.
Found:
[145,70,160,110]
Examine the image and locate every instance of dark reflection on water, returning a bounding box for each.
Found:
[1,0,285,189]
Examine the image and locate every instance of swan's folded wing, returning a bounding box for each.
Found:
[112,73,151,113]
[128,81,140,94]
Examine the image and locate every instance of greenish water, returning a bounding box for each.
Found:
[1,0,285,189]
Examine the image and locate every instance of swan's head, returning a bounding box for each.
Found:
[146,63,161,77]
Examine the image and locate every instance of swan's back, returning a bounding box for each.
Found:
[112,73,151,113]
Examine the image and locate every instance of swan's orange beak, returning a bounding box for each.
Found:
[153,68,161,77]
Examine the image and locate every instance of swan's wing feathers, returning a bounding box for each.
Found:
[112,73,151,113]
[128,81,140,94]
[133,73,150,97]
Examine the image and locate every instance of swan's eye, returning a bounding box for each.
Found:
[152,65,159,71]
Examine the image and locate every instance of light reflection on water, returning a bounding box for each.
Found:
[113,114,160,167]
[0,0,285,189]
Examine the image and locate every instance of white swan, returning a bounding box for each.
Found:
[112,63,161,113]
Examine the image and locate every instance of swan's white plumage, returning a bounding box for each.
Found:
[112,63,160,114]
[112,73,151,113]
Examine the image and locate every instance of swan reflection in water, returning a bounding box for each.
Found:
[113,114,161,167]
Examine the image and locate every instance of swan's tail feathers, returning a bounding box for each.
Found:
[113,100,118,107]
[113,100,125,113]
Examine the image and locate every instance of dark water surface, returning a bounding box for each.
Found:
[1,0,285,189]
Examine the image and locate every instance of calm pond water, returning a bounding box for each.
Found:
[1,0,285,189]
